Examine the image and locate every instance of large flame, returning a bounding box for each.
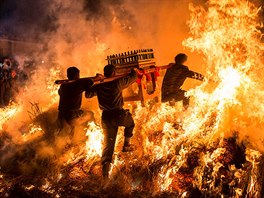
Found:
[181,0,264,149]
[85,121,104,159]
[0,0,264,197]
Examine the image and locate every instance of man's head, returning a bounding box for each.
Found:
[67,66,80,80]
[4,60,11,67]
[104,64,115,77]
[175,53,188,64]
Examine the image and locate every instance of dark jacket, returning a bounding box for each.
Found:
[58,79,94,112]
[0,69,11,83]
[161,63,203,95]
[85,70,137,111]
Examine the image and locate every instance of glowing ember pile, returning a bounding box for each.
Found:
[0,0,264,197]
[0,103,21,130]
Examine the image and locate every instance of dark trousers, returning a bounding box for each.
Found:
[101,109,135,164]
[0,82,5,106]
[57,109,84,137]
[0,81,12,106]
[162,89,190,108]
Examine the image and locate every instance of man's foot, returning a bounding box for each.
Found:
[102,162,111,178]
[172,122,182,130]
[169,100,176,106]
[122,144,135,152]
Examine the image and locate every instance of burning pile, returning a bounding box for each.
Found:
[0,0,264,197]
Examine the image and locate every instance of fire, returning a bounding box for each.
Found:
[22,123,44,142]
[0,102,21,130]
[85,121,104,159]
[131,0,263,195]
[0,0,264,197]
[217,67,242,102]
[182,0,264,145]
[46,66,61,107]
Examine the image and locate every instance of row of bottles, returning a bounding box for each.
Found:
[107,49,154,65]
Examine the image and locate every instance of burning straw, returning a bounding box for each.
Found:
[0,0,264,197]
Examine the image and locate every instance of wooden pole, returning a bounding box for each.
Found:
[54,64,171,85]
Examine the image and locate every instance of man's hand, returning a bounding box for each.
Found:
[133,68,139,73]
[94,73,104,81]
[133,68,143,75]
[168,63,174,67]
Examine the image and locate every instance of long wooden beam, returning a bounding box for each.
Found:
[54,65,170,85]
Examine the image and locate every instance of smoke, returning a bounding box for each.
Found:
[0,0,207,66]
[2,0,208,122]
[0,0,58,39]
[0,0,209,175]
[0,0,262,175]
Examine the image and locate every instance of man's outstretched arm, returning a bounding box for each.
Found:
[191,71,204,81]
[186,69,204,81]
[84,73,103,98]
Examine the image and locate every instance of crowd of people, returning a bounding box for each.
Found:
[0,57,29,107]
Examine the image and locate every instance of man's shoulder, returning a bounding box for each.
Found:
[179,64,190,71]
[78,78,93,85]
[59,83,67,91]
[60,81,78,89]
[95,80,117,89]
[168,63,183,71]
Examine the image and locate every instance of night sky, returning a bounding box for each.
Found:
[0,0,263,40]
[0,0,124,39]
[0,0,57,38]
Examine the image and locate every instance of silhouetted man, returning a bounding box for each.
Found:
[58,67,102,139]
[1,69,18,105]
[85,64,137,178]
[0,62,11,107]
[161,53,204,109]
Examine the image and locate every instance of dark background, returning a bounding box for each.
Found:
[0,0,263,40]
[0,0,126,39]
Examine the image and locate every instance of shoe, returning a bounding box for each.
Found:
[122,144,135,152]
[172,122,182,130]
[102,162,111,178]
